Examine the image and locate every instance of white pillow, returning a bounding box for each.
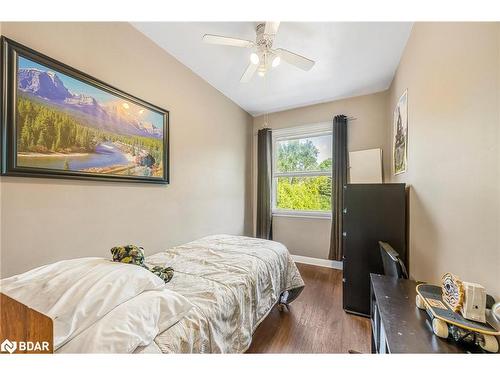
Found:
[0,257,165,349]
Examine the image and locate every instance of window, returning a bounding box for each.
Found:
[272,123,333,218]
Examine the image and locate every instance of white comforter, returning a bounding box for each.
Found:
[145,235,305,353]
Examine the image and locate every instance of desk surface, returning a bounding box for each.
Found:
[370,274,467,353]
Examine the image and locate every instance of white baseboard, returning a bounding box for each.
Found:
[291,255,343,270]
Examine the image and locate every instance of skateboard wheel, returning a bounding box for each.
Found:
[432,319,449,339]
[416,295,426,310]
[479,335,499,353]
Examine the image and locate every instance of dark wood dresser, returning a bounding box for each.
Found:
[343,184,407,317]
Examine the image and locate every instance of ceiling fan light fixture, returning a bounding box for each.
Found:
[257,64,267,77]
[272,55,281,68]
[250,52,260,65]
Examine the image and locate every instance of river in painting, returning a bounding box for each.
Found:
[17,142,153,176]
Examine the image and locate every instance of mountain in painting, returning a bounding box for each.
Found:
[104,100,163,138]
[18,68,72,100]
[18,68,162,139]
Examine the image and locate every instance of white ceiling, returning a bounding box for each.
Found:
[132,22,412,116]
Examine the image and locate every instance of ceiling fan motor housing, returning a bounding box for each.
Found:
[256,23,275,49]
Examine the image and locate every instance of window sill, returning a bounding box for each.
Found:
[272,211,332,220]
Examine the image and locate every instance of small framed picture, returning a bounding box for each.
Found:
[393,89,408,175]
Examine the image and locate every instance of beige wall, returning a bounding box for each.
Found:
[272,216,332,259]
[387,23,500,299]
[0,22,253,278]
[252,91,389,259]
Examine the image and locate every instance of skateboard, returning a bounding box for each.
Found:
[415,284,500,353]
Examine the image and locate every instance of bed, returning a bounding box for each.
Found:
[0,234,304,353]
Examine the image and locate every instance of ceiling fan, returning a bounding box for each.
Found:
[202,22,315,83]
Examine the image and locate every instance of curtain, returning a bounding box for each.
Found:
[329,115,348,261]
[256,128,273,240]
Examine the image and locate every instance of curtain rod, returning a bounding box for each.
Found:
[255,116,357,130]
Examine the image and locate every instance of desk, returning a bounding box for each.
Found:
[370,274,472,353]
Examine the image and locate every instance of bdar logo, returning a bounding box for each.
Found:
[1,339,17,354]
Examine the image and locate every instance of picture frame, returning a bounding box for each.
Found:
[392,89,408,175]
[1,37,169,184]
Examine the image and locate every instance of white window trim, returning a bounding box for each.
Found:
[272,122,333,219]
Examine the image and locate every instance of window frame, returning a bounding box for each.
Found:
[271,122,333,219]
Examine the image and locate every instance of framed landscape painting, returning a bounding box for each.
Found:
[1,37,169,184]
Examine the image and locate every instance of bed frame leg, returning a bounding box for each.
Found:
[278,291,291,312]
[278,302,290,311]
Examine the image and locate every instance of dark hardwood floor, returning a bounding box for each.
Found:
[247,262,371,353]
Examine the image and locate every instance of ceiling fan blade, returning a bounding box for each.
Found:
[275,48,315,71]
[264,21,280,36]
[240,62,258,83]
[203,34,254,48]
